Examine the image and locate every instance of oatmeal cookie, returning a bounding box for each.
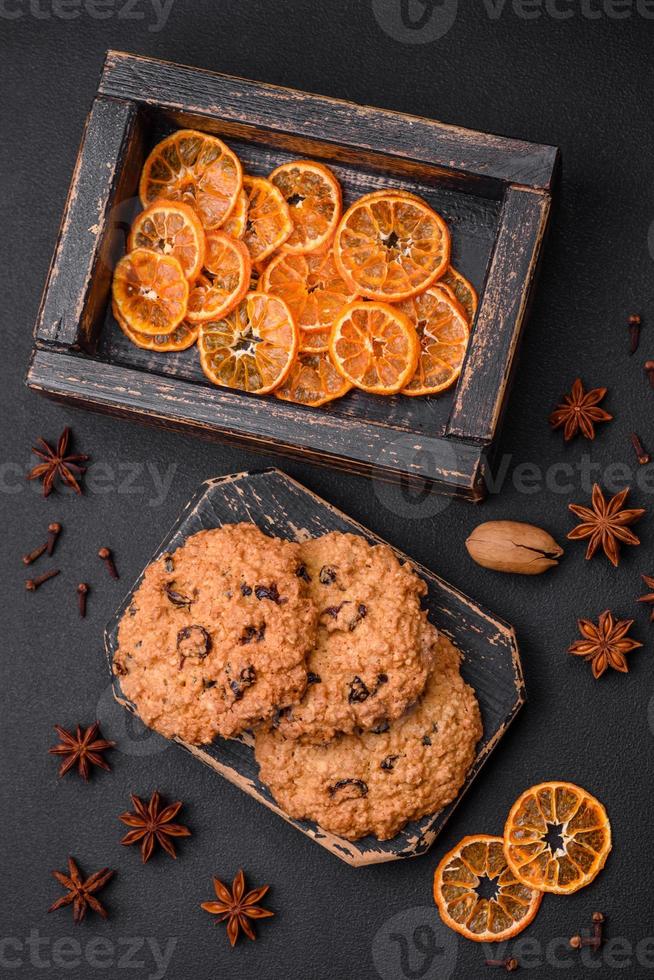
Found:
[113,523,318,743]
[274,532,436,743]
[255,634,482,840]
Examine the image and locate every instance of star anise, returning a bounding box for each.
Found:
[569,610,642,679]
[549,379,612,440]
[48,722,115,780]
[568,484,645,567]
[201,869,274,946]
[48,856,114,923]
[119,790,191,863]
[28,426,89,496]
[638,574,654,622]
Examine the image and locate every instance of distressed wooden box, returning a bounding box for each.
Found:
[27,50,558,500]
[104,469,524,866]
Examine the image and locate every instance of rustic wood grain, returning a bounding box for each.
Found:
[447,187,552,442]
[104,469,524,866]
[33,96,143,352]
[26,349,486,498]
[99,50,559,193]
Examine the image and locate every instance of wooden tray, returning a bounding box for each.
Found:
[27,50,558,501]
[104,469,524,866]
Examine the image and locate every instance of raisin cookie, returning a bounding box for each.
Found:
[113,523,318,743]
[255,634,482,840]
[274,532,437,743]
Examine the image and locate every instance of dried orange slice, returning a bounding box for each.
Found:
[186,231,251,323]
[269,160,342,253]
[398,285,470,396]
[334,190,450,302]
[198,292,298,395]
[275,349,352,407]
[504,782,612,895]
[330,301,419,395]
[242,176,293,262]
[128,200,205,282]
[113,302,198,352]
[298,327,330,353]
[139,130,242,230]
[433,835,543,943]
[112,248,188,336]
[441,266,478,324]
[261,246,357,332]
[222,188,248,239]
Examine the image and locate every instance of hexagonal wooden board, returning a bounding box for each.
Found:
[105,468,524,866]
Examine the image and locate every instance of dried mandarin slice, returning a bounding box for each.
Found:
[112,248,188,336]
[261,246,357,332]
[269,160,342,253]
[128,200,205,282]
[186,231,251,323]
[504,781,612,895]
[113,302,198,352]
[222,188,248,239]
[398,285,469,396]
[242,176,293,262]
[139,129,242,230]
[198,291,298,395]
[330,301,419,395]
[434,835,543,943]
[298,327,330,353]
[334,190,450,302]
[441,266,479,324]
[275,349,352,407]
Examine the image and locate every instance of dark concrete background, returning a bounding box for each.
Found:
[2,2,654,977]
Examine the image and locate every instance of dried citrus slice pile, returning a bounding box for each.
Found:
[334,190,450,302]
[198,292,298,395]
[112,127,474,403]
[399,286,470,396]
[269,160,342,253]
[242,176,293,262]
[433,782,611,945]
[112,248,189,336]
[503,781,612,895]
[433,835,543,943]
[140,130,242,230]
[330,301,419,394]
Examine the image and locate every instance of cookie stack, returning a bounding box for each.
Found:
[114,523,482,841]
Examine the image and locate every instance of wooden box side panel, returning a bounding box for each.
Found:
[34,96,145,352]
[99,50,559,193]
[447,186,552,442]
[104,469,524,866]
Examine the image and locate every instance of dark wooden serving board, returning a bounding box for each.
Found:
[104,469,524,866]
[27,51,559,501]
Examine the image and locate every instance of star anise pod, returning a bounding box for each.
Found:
[549,379,612,440]
[638,574,654,622]
[569,610,642,679]
[27,426,90,496]
[201,869,274,946]
[119,790,191,863]
[48,722,115,780]
[48,856,114,923]
[568,484,645,567]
